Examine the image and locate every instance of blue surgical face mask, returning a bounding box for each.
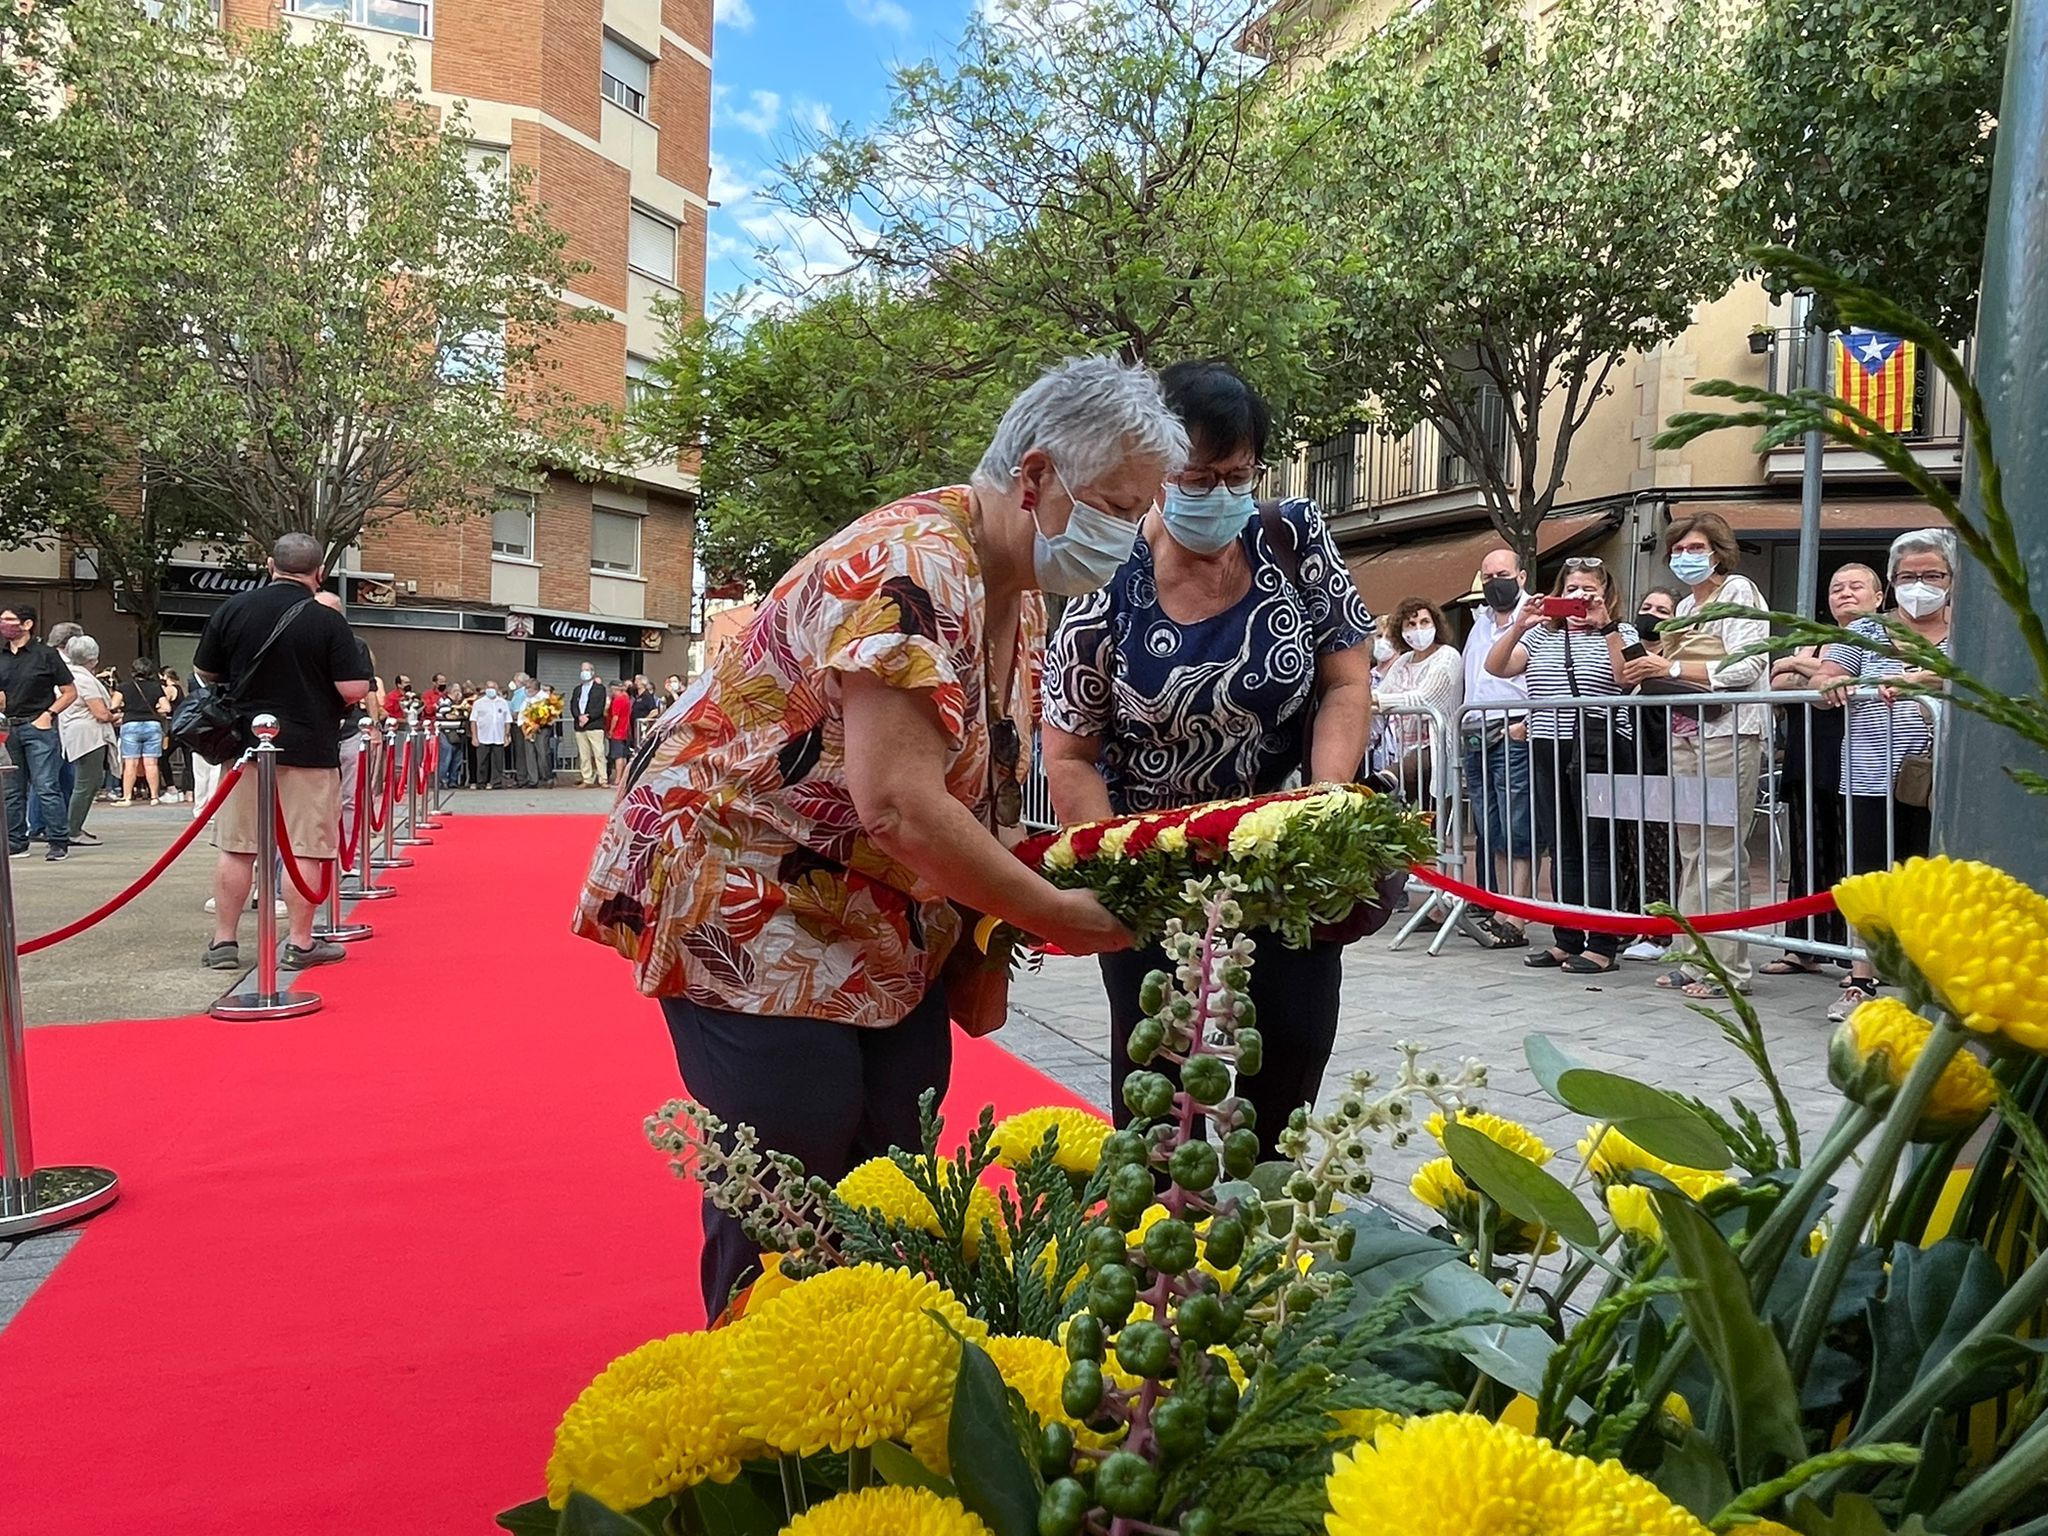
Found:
[1161,484,1254,556]
[1670,551,1715,586]
[1032,465,1141,596]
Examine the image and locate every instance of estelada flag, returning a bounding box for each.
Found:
[1832,329,1917,433]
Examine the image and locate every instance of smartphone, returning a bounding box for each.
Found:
[1545,595,1591,621]
[1620,641,1648,662]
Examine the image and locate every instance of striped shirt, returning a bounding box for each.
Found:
[1520,624,1638,742]
[1825,616,1949,796]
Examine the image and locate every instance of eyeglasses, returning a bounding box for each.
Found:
[1173,466,1266,498]
[1563,556,1604,570]
[990,715,1022,829]
[1896,568,1953,585]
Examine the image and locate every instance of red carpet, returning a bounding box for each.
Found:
[0,815,1095,1533]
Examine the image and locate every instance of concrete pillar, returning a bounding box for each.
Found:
[1937,0,2048,888]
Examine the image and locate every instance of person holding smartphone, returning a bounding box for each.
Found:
[1484,559,1638,973]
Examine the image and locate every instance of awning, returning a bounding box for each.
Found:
[1343,509,1619,617]
[1678,498,1938,537]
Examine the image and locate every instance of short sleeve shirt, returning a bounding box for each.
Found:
[1042,498,1372,814]
[1519,624,1639,742]
[574,487,1044,1025]
[192,581,367,769]
[0,640,75,724]
[1825,616,1950,795]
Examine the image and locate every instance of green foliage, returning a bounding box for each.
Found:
[946,1341,1041,1536]
[1277,0,1743,564]
[1441,1121,1599,1248]
[55,0,605,571]
[1725,0,2007,342]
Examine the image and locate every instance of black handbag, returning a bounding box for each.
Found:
[172,599,313,765]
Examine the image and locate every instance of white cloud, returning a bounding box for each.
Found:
[708,152,757,208]
[793,99,838,138]
[846,0,912,30]
[721,88,782,137]
[713,0,755,29]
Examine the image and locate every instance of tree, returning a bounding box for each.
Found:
[1279,0,1745,568]
[640,286,1020,594]
[1726,0,2006,343]
[55,0,606,582]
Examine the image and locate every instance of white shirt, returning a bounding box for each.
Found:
[470,694,512,746]
[1463,597,1532,713]
[59,665,117,761]
[1675,574,1770,739]
[1376,643,1466,794]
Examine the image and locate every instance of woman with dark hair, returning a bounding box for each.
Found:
[1373,595,1463,803]
[1043,359,1377,1157]
[1485,558,1639,974]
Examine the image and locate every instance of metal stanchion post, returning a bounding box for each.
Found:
[372,727,413,872]
[315,741,373,944]
[0,732,119,1237]
[396,708,433,848]
[353,730,398,900]
[211,716,320,1022]
[418,707,446,830]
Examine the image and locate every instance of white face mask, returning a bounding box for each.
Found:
[1033,465,1141,596]
[1402,623,1436,651]
[580,670,593,682]
[1372,637,1396,665]
[1894,580,1949,619]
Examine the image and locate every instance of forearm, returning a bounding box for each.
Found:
[868,792,1074,935]
[1047,756,1114,825]
[1309,678,1373,783]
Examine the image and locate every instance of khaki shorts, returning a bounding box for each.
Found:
[212,765,341,860]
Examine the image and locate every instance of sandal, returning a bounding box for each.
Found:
[1523,949,1569,969]
[1760,955,1829,977]
[1829,978,1880,1022]
[1468,914,1527,949]
[1681,979,1748,999]
[1655,969,1692,990]
[1562,954,1617,975]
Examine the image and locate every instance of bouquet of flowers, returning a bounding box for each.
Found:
[520,689,562,740]
[1012,785,1436,947]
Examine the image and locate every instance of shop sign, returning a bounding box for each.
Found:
[163,563,267,597]
[520,613,647,650]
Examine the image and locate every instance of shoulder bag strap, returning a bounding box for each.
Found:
[220,597,315,705]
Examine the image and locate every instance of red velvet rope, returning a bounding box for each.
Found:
[419,734,437,792]
[19,761,248,955]
[1404,863,1840,936]
[337,749,369,870]
[274,798,333,906]
[368,739,398,833]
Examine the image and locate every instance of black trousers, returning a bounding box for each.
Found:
[1101,934,1344,1162]
[661,986,952,1317]
[1531,737,1620,960]
[478,741,507,786]
[1846,791,1932,876]
[1783,711,1849,947]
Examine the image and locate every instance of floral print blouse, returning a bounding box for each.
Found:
[574,487,1042,1027]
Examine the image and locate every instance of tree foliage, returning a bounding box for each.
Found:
[1277,0,1745,566]
[1726,0,2006,343]
[55,0,607,574]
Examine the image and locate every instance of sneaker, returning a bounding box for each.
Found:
[280,938,346,970]
[44,846,67,861]
[1623,938,1668,963]
[202,940,241,971]
[8,847,30,859]
[72,831,101,846]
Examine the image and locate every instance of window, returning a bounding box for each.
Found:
[601,35,651,117]
[464,143,510,189]
[438,319,505,384]
[285,0,429,36]
[591,507,641,576]
[626,353,665,409]
[628,207,678,285]
[491,492,535,561]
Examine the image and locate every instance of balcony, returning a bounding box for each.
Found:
[1758,330,1969,486]
[1268,392,1513,538]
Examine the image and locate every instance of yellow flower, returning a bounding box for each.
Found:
[834,1158,1008,1259]
[1578,1127,1733,1201]
[782,1485,992,1536]
[1605,1184,1662,1246]
[1331,1407,1403,1443]
[1410,1156,1557,1256]
[546,1332,750,1511]
[1427,1109,1554,1165]
[1227,799,1300,856]
[1043,831,1078,871]
[991,1106,1114,1175]
[1325,1413,1710,1536]
[1834,856,2048,1054]
[906,1333,1091,1472]
[1155,825,1188,854]
[1829,997,1999,1141]
[1097,822,1136,859]
[719,1264,986,1455]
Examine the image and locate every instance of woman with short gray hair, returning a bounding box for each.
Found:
[58,635,118,846]
[576,353,1183,1313]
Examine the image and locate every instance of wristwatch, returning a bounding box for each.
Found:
[1598,621,1620,636]
[1668,660,1684,679]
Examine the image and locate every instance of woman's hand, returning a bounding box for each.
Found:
[1618,654,1670,687]
[1038,889,1134,955]
[1512,596,1548,633]
[1573,591,1611,630]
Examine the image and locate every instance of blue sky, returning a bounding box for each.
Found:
[705,0,984,312]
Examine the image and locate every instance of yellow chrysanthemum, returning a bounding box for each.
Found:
[719,1264,986,1455]
[1098,822,1136,859]
[1427,1109,1554,1165]
[1156,825,1188,854]
[546,1332,750,1511]
[1325,1414,1710,1536]
[1331,1407,1404,1443]
[1578,1127,1733,1201]
[1834,856,2048,1054]
[906,1332,1093,1473]
[1605,1184,1662,1246]
[833,1158,1008,1259]
[782,1485,992,1536]
[1829,997,1999,1141]
[1226,799,1299,856]
[1410,1157,1557,1256]
[1043,832,1078,871]
[991,1106,1114,1175]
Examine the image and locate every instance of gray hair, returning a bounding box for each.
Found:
[1887,527,1958,582]
[272,532,323,575]
[973,355,1189,490]
[64,635,100,667]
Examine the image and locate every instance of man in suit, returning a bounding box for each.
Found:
[568,665,607,788]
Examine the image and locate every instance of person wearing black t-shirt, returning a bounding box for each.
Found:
[193,534,371,972]
[116,659,170,806]
[0,603,81,860]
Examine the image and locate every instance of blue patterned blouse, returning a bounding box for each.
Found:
[1043,498,1374,815]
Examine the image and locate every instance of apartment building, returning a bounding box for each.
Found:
[1257,0,1965,620]
[4,0,713,693]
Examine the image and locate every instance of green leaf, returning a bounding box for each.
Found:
[1441,1121,1600,1248]
[1326,1206,1463,1282]
[689,1474,788,1536]
[1650,1428,1736,1521]
[1556,1068,1733,1169]
[1864,1239,2012,1421]
[1524,1033,1588,1103]
[946,1342,1039,1536]
[1653,1192,1806,1485]
[1399,1253,1571,1413]
[555,1492,666,1536]
[872,1440,956,1497]
[495,1497,558,1536]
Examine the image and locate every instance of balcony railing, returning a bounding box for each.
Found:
[1764,331,1969,445]
[1270,393,1513,518]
